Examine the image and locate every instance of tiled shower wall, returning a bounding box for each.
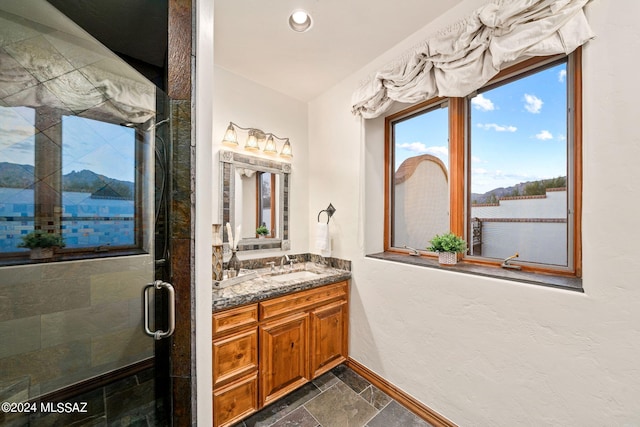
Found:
[0,256,154,399]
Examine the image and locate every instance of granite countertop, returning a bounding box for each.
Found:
[212,261,351,312]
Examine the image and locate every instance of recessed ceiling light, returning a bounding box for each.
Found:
[288,9,312,33]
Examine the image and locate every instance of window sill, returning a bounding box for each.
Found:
[0,248,148,267]
[366,252,583,292]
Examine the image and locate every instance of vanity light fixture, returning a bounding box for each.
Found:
[280,139,293,157]
[263,136,278,154]
[245,129,262,151]
[221,122,293,158]
[288,9,312,33]
[221,123,238,146]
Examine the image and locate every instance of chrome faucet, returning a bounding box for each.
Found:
[280,254,296,271]
[288,255,297,270]
[502,252,521,270]
[403,245,420,256]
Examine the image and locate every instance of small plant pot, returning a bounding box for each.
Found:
[30,247,54,260]
[438,251,457,266]
[258,235,265,239]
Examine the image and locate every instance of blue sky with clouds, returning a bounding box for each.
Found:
[394,61,568,194]
[61,116,135,182]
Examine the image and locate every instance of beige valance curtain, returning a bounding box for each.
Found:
[351,0,594,119]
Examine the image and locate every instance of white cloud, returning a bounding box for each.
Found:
[558,69,567,83]
[535,130,553,140]
[396,141,428,153]
[471,155,482,163]
[472,167,488,175]
[471,94,495,112]
[477,123,517,132]
[471,169,537,194]
[427,146,448,157]
[397,142,448,157]
[524,93,543,113]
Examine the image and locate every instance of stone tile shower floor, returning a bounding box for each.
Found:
[236,364,433,427]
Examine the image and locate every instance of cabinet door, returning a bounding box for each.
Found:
[310,300,347,378]
[260,311,309,406]
[213,372,258,427]
[213,327,258,387]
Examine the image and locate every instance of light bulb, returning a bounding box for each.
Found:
[292,11,308,24]
[288,9,312,32]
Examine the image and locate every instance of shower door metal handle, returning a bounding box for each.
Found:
[144,280,176,340]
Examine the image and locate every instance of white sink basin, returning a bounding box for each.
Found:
[269,270,321,282]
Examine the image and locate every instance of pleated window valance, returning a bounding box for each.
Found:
[351,0,594,119]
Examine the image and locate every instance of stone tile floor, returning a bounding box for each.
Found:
[0,367,164,427]
[236,364,433,427]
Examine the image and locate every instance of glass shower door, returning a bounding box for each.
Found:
[0,2,173,425]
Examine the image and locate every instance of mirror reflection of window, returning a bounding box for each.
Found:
[257,172,275,237]
[237,168,255,239]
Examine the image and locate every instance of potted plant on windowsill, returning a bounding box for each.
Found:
[18,231,66,260]
[427,233,467,266]
[256,225,269,239]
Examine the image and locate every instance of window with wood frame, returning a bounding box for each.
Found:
[385,51,582,277]
[0,110,146,262]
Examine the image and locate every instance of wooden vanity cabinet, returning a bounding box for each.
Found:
[212,280,349,427]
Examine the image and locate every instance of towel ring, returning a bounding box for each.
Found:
[317,203,336,224]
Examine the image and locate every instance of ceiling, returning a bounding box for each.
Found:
[44,0,465,102]
[215,0,464,102]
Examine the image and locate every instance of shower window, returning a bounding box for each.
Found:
[0,106,36,254]
[61,116,137,249]
[0,110,147,261]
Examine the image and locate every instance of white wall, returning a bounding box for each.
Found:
[472,191,568,263]
[195,0,214,424]
[212,66,310,258]
[309,1,640,425]
[201,40,309,427]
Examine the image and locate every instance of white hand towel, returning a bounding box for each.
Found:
[315,222,331,257]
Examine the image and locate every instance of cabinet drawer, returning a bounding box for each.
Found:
[213,304,258,336]
[260,281,347,321]
[213,372,258,427]
[213,327,258,387]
